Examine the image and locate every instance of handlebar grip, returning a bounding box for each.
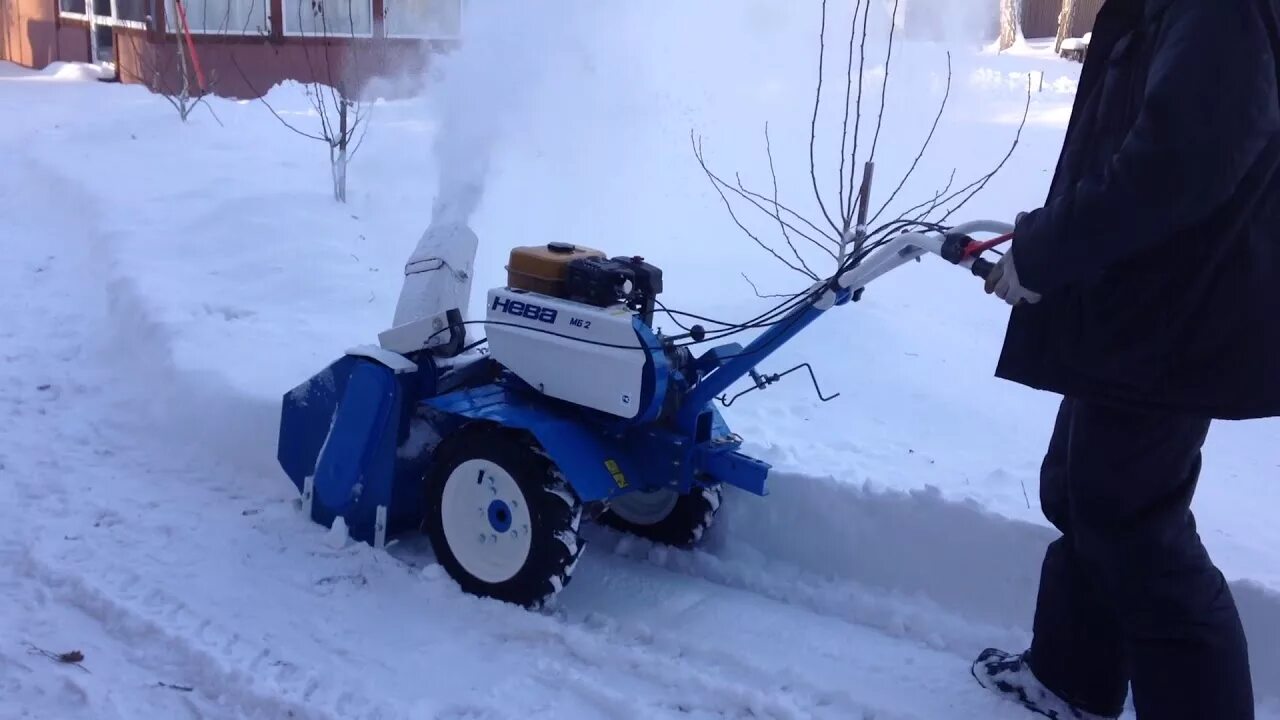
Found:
[970,257,997,281]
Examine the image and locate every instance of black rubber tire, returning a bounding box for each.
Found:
[423,426,584,608]
[596,484,723,548]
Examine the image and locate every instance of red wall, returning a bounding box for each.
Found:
[1,0,58,68]
[115,29,433,100]
[55,21,86,62]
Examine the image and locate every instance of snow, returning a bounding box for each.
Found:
[2,2,1279,717]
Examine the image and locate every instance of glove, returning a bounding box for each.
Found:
[985,249,1042,306]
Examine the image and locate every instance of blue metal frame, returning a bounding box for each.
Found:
[632,316,671,424]
[277,282,853,547]
[678,284,851,432]
[278,355,422,544]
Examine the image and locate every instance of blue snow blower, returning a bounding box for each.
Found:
[277,222,1009,607]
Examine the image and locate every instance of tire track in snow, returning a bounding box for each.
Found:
[18,548,401,720]
[0,153,407,720]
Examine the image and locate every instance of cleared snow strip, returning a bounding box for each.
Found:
[713,473,1051,627]
[705,471,1280,702]
[596,527,1028,657]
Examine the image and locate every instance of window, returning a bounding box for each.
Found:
[115,0,149,24]
[165,0,268,35]
[383,0,462,39]
[58,0,148,28]
[282,0,373,37]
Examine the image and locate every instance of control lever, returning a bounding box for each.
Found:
[717,363,840,408]
[940,232,1007,284]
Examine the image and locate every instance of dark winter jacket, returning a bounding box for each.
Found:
[996,0,1280,420]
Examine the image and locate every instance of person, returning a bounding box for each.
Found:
[973,0,1280,718]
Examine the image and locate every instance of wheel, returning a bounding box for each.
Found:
[596,484,723,548]
[423,426,584,608]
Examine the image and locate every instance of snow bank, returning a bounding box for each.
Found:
[709,471,1280,695]
[0,60,108,82]
[41,61,110,82]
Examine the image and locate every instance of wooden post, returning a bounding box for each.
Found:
[1055,0,1078,54]
[998,0,1020,52]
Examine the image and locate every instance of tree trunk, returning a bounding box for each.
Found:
[998,0,1021,51]
[176,36,193,122]
[1054,0,1079,53]
[332,100,350,203]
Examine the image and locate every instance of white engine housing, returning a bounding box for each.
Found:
[485,288,649,419]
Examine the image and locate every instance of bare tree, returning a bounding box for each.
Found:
[118,0,239,124]
[694,0,1029,298]
[1054,0,1079,53]
[234,0,378,202]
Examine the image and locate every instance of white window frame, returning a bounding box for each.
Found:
[281,0,375,38]
[57,0,148,30]
[381,0,464,40]
[56,0,89,22]
[163,0,270,37]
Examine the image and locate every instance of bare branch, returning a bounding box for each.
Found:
[898,168,957,220]
[734,179,839,259]
[808,0,843,236]
[742,273,799,299]
[196,94,225,127]
[871,51,951,225]
[698,136,838,260]
[230,53,328,141]
[764,122,819,276]
[845,0,873,227]
[347,103,374,161]
[694,133,819,279]
[837,0,859,219]
[937,77,1032,222]
[735,185,840,246]
[866,0,901,169]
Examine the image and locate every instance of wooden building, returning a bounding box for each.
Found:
[1,0,460,98]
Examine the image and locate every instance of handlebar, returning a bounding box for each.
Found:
[941,221,1013,283]
[968,256,998,282]
[949,220,1015,237]
[835,220,1013,294]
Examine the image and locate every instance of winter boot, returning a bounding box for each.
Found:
[972,649,1120,720]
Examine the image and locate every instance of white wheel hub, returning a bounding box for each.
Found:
[608,489,680,526]
[440,459,534,584]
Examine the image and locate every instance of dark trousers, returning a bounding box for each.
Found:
[1028,398,1254,719]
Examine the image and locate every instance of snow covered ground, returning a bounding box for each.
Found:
[1,3,1278,718]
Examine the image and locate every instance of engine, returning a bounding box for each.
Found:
[486,243,669,420]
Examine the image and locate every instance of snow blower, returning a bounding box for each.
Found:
[276,220,1012,607]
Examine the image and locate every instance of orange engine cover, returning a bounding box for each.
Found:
[506,242,605,298]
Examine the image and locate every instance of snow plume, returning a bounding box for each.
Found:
[424,2,597,228]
